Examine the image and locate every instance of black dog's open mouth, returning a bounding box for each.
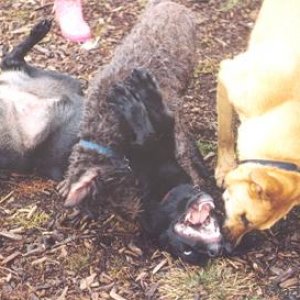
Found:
[174,195,222,244]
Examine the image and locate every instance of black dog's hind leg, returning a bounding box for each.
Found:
[1,19,52,72]
[109,81,155,146]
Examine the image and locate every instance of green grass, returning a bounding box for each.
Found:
[194,58,219,76]
[157,259,264,300]
[197,140,216,157]
[11,205,50,230]
[220,0,245,11]
[64,250,90,273]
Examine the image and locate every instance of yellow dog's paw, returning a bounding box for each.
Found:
[215,160,236,188]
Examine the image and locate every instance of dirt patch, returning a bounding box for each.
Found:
[0,0,299,299]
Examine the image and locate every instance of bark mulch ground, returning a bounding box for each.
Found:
[0,0,299,299]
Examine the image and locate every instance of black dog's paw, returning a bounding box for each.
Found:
[127,68,165,112]
[126,68,174,133]
[30,19,52,41]
[131,68,159,92]
[109,83,155,146]
[109,84,137,117]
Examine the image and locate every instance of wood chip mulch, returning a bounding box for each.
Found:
[0,0,299,299]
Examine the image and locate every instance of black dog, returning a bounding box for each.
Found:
[109,68,223,264]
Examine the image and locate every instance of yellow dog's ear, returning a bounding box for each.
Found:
[249,169,283,200]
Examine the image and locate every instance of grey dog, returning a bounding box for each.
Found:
[0,20,83,180]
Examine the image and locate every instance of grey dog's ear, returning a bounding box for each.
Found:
[249,169,283,201]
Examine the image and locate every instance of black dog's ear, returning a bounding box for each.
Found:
[139,201,172,237]
[143,185,192,236]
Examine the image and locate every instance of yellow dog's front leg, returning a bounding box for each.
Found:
[215,79,236,187]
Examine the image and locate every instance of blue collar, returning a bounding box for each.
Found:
[240,159,300,173]
[79,139,117,157]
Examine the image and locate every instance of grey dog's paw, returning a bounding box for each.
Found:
[30,19,52,40]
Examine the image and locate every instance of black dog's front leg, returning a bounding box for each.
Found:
[109,77,155,147]
[127,68,174,134]
[109,68,175,148]
[1,19,52,72]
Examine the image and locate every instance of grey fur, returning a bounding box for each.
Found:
[0,20,83,180]
[59,1,205,216]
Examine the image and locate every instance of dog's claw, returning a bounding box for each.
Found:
[30,19,52,40]
[57,179,71,198]
[132,68,157,87]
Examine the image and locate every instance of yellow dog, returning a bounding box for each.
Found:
[215,0,300,250]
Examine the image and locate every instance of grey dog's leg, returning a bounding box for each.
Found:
[1,19,52,72]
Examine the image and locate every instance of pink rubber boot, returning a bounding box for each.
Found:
[54,0,91,43]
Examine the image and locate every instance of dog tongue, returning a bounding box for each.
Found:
[54,0,91,43]
[186,203,211,225]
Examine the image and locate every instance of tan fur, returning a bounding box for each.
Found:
[215,0,300,246]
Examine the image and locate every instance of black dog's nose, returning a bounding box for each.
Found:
[207,243,222,257]
[224,241,234,254]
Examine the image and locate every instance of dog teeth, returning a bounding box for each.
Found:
[174,217,222,243]
[184,211,192,223]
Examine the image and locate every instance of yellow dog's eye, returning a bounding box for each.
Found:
[240,213,250,228]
